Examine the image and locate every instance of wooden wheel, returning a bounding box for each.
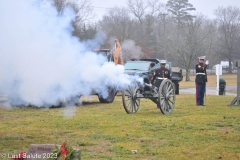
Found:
[158,79,175,114]
[122,84,140,114]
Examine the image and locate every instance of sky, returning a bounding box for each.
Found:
[90,0,240,21]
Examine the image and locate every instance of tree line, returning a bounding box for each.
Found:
[53,0,240,81]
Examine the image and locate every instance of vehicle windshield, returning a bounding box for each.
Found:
[124,62,150,71]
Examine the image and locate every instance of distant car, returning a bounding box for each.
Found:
[212,61,234,71]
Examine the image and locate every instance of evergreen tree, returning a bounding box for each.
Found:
[166,0,195,23]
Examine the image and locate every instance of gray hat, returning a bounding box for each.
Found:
[159,60,167,64]
[198,56,206,60]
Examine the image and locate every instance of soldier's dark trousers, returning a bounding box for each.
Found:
[196,83,206,105]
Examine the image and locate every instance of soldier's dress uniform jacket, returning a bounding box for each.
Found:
[151,67,171,87]
[150,65,170,108]
[195,63,207,105]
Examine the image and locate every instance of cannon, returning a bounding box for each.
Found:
[122,58,179,114]
[122,78,175,114]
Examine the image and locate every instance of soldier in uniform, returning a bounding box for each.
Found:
[150,60,171,85]
[150,60,171,108]
[195,56,208,106]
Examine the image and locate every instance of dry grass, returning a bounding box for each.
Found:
[0,94,240,159]
[180,74,237,88]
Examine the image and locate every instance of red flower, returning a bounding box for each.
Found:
[59,142,68,160]
[12,152,26,160]
[60,142,66,150]
[19,152,25,158]
[60,149,68,157]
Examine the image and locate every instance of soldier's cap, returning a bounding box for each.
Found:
[198,56,206,61]
[159,60,167,64]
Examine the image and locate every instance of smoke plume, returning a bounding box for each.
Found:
[122,40,143,61]
[0,0,142,108]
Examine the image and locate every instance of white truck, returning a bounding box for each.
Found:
[212,61,234,72]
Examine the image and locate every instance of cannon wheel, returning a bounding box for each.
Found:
[122,84,140,114]
[98,87,116,103]
[158,79,175,114]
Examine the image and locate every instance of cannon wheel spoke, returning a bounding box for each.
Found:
[122,85,140,114]
[158,79,176,114]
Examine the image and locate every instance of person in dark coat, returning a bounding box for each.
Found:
[195,56,208,106]
[150,60,171,108]
[150,60,171,85]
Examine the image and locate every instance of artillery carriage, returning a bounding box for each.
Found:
[122,59,181,114]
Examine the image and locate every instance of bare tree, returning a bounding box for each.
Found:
[53,0,92,20]
[126,0,168,58]
[70,0,93,23]
[199,19,219,68]
[53,0,95,41]
[148,0,167,20]
[166,15,214,81]
[163,0,217,81]
[147,0,168,58]
[53,0,67,15]
[214,6,240,73]
[99,7,136,42]
[127,0,147,27]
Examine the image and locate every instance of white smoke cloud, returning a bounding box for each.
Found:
[0,0,142,108]
[122,39,143,61]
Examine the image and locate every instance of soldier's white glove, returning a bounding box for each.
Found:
[145,83,152,87]
[205,60,209,65]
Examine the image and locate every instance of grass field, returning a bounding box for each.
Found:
[180,74,237,88]
[1,87,240,159]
